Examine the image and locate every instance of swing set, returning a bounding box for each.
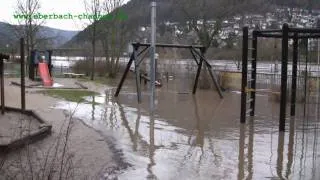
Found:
[114,42,224,102]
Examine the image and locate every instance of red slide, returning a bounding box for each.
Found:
[38,62,53,87]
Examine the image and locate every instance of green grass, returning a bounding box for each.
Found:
[41,89,99,102]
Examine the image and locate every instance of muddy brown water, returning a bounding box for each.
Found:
[53,77,320,180]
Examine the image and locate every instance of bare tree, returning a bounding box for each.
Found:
[14,0,44,59]
[83,0,128,78]
[99,0,128,78]
[84,0,104,80]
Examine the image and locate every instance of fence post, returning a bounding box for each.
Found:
[290,33,298,116]
[240,27,249,123]
[20,38,26,111]
[0,56,4,114]
[279,24,289,132]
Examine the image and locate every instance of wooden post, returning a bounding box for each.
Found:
[290,33,298,116]
[114,52,135,97]
[279,24,289,132]
[276,131,285,178]
[205,59,224,98]
[0,53,9,114]
[191,47,224,98]
[133,45,142,103]
[20,38,26,111]
[0,57,4,114]
[190,48,199,65]
[47,50,53,76]
[238,124,245,179]
[192,48,203,94]
[150,1,157,110]
[240,27,249,123]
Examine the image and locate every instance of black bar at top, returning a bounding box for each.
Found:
[289,27,320,33]
[131,42,203,49]
[256,32,320,39]
[256,29,283,33]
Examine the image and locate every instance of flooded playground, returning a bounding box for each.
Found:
[51,77,320,180]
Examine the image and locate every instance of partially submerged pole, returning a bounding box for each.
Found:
[20,38,26,111]
[240,27,249,123]
[317,38,320,121]
[150,1,156,111]
[0,53,8,114]
[115,53,135,97]
[134,45,142,103]
[290,34,298,116]
[279,24,289,132]
[303,39,309,116]
[250,31,258,117]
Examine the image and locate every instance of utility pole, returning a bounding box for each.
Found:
[317,39,319,120]
[150,1,156,111]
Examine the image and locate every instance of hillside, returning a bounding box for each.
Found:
[0,21,79,50]
[38,26,79,48]
[65,0,320,48]
[0,22,16,48]
[64,0,172,46]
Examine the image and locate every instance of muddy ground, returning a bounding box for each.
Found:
[0,78,121,179]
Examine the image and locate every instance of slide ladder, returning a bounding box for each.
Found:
[240,27,257,123]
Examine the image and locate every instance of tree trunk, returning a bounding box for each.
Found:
[91,21,96,80]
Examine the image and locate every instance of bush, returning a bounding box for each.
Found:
[72,59,90,76]
[72,59,109,77]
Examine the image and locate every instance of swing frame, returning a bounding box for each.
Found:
[114,42,224,103]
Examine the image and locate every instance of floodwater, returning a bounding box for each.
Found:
[51,57,320,75]
[53,78,320,180]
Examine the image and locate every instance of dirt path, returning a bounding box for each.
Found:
[0,78,119,179]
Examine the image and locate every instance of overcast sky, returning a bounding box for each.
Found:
[1,0,130,31]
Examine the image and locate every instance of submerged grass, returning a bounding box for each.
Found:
[77,75,120,86]
[41,89,99,103]
[78,76,111,85]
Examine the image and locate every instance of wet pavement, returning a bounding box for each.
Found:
[52,78,320,180]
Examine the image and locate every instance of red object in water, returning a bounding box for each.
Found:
[155,79,162,87]
[38,62,53,87]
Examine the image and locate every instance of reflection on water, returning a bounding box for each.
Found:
[53,85,320,180]
[238,124,245,180]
